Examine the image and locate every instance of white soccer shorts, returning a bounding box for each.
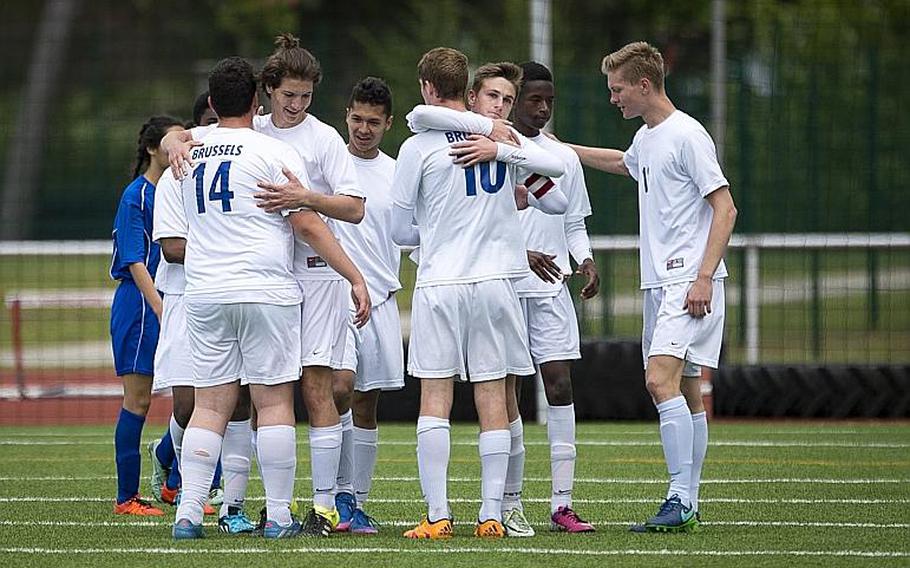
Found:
[185,302,301,388]
[408,279,534,383]
[519,285,581,365]
[299,279,349,369]
[339,295,405,392]
[152,293,194,392]
[642,279,726,374]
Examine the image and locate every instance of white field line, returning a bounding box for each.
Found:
[1,546,908,558]
[0,475,907,486]
[2,439,907,449]
[0,519,907,530]
[0,497,907,505]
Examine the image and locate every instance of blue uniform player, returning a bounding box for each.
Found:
[110,115,184,516]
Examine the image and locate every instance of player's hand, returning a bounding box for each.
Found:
[351,282,371,328]
[450,135,498,167]
[514,184,529,210]
[489,119,520,146]
[684,276,713,318]
[168,139,202,180]
[255,167,313,212]
[527,250,562,284]
[575,258,600,299]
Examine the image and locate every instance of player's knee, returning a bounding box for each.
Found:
[544,376,573,406]
[551,442,576,462]
[645,375,675,402]
[333,382,353,412]
[125,393,152,416]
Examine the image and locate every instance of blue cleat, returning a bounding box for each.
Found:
[643,495,697,533]
[349,509,379,535]
[172,518,204,540]
[334,492,356,532]
[263,518,303,539]
[219,507,256,534]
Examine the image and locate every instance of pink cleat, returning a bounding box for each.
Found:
[550,506,595,533]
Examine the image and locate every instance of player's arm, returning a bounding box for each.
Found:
[390,204,420,247]
[565,143,630,177]
[406,105,517,144]
[160,129,203,179]
[152,169,188,264]
[686,186,737,318]
[389,140,422,247]
[288,210,371,327]
[256,167,365,223]
[117,194,163,318]
[565,217,599,300]
[127,263,162,319]
[526,185,569,214]
[159,238,186,264]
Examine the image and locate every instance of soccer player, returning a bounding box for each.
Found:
[390,47,541,540]
[565,41,737,532]
[329,77,401,535]
[408,61,599,535]
[110,114,183,516]
[171,56,369,539]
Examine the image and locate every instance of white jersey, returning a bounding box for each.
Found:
[514,133,593,298]
[253,113,364,281]
[623,110,729,289]
[180,126,307,305]
[152,167,187,295]
[391,127,528,288]
[331,151,402,307]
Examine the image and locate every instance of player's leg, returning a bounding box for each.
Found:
[218,386,255,534]
[502,373,534,536]
[114,373,162,515]
[332,368,356,530]
[350,388,380,534]
[473,377,511,538]
[681,370,706,523]
[161,386,194,505]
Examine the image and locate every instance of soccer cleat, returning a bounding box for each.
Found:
[263,518,303,539]
[219,507,256,534]
[474,518,506,539]
[550,506,595,533]
[146,440,170,502]
[208,487,224,507]
[502,508,535,537]
[643,495,697,533]
[403,517,453,540]
[334,492,356,532]
[171,490,216,515]
[349,509,379,535]
[172,518,204,539]
[300,507,335,537]
[160,485,179,506]
[114,495,165,516]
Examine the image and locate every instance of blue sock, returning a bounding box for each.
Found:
[115,407,146,504]
[155,429,175,466]
[166,456,181,490]
[211,458,223,491]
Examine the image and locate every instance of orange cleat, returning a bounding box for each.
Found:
[160,485,179,506]
[403,517,453,540]
[474,519,506,539]
[204,501,217,516]
[114,495,165,516]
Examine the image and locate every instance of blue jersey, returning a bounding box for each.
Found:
[110,176,160,281]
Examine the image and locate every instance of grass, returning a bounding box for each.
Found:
[0,421,908,567]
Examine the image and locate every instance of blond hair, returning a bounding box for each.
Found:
[601,41,665,91]
[471,61,523,98]
[417,47,468,101]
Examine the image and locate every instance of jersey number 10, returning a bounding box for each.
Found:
[193,161,234,214]
[464,161,507,197]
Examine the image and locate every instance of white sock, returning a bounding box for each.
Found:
[175,427,222,525]
[220,419,252,517]
[257,425,296,526]
[169,415,185,473]
[656,396,694,505]
[502,417,525,512]
[309,423,342,510]
[691,411,708,512]
[548,404,576,513]
[416,416,450,522]
[478,429,510,522]
[335,410,355,496]
[353,426,378,508]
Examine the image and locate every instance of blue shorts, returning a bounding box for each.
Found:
[110,280,160,377]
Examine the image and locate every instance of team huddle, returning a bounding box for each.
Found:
[108,36,736,540]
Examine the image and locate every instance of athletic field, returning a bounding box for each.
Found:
[1,421,908,567]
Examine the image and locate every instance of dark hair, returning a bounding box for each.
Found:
[519,61,554,86]
[208,57,257,119]
[348,77,392,117]
[417,47,468,101]
[260,33,322,92]
[192,90,213,126]
[132,115,182,178]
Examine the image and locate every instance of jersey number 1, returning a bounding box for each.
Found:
[464,161,507,196]
[193,161,234,213]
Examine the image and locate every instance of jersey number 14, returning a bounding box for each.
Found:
[193,161,234,214]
